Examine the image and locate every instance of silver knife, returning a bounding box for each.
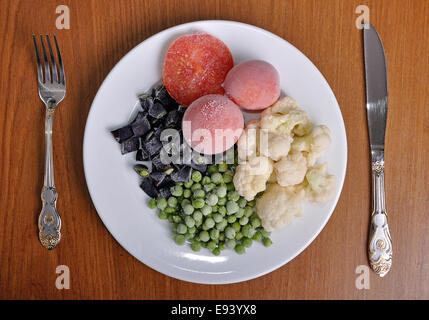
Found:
[363,24,392,277]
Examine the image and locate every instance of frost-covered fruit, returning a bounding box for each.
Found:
[162,33,233,106]
[224,60,280,111]
[182,94,244,155]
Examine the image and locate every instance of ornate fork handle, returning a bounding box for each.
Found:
[368,160,392,276]
[38,104,61,249]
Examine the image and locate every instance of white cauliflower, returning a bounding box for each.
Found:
[237,120,260,161]
[274,151,307,186]
[291,125,331,166]
[237,119,292,161]
[304,163,336,203]
[256,183,305,231]
[260,97,312,137]
[233,156,273,201]
[259,132,293,161]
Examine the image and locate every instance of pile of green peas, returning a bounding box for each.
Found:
[148,162,273,255]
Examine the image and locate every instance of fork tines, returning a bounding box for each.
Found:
[32,34,65,85]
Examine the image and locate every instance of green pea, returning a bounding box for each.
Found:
[241,225,253,238]
[213,213,223,223]
[244,206,253,217]
[158,211,168,219]
[242,237,253,248]
[210,229,220,240]
[204,183,216,192]
[184,232,194,240]
[216,186,227,198]
[167,196,178,208]
[223,172,233,183]
[172,215,181,223]
[219,233,225,241]
[193,189,205,199]
[199,231,210,242]
[183,204,194,215]
[204,217,215,229]
[234,244,245,254]
[202,176,211,185]
[191,183,202,191]
[226,182,235,191]
[211,172,223,184]
[206,194,218,206]
[235,231,243,241]
[171,185,183,197]
[239,216,249,226]
[207,165,218,174]
[227,215,236,223]
[238,197,247,208]
[211,205,219,213]
[217,197,227,206]
[225,227,236,239]
[200,205,211,216]
[248,199,256,207]
[212,248,221,256]
[260,228,272,237]
[252,231,263,241]
[183,189,191,198]
[236,208,245,218]
[227,191,240,202]
[176,223,187,234]
[185,216,195,228]
[164,207,176,214]
[174,235,185,245]
[201,242,208,248]
[168,215,174,223]
[184,180,193,188]
[149,199,157,209]
[191,240,201,252]
[218,162,228,172]
[192,170,202,182]
[218,206,227,215]
[157,197,167,210]
[193,198,205,209]
[226,201,239,214]
[263,237,273,247]
[218,242,225,251]
[232,221,241,232]
[225,239,236,249]
[181,199,191,208]
[193,210,203,221]
[188,226,196,234]
[195,219,202,228]
[207,240,217,251]
[251,216,261,228]
[216,220,228,231]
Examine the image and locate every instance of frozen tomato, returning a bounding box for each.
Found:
[162,33,233,106]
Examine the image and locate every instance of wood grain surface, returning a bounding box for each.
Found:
[0,0,428,300]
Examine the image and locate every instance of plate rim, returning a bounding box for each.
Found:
[83,19,348,284]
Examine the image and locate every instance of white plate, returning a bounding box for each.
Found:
[83,20,347,284]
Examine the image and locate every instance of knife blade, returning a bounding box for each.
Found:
[363,24,392,277]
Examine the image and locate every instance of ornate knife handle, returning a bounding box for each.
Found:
[368,160,392,277]
[38,107,61,250]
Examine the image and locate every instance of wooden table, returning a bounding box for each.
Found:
[0,0,428,300]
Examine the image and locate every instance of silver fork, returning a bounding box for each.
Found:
[32,34,66,250]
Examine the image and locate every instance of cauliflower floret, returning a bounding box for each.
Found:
[259,132,293,161]
[291,125,331,166]
[237,119,292,161]
[256,183,305,231]
[274,151,307,186]
[304,163,336,203]
[233,156,273,201]
[237,120,260,161]
[260,97,312,137]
